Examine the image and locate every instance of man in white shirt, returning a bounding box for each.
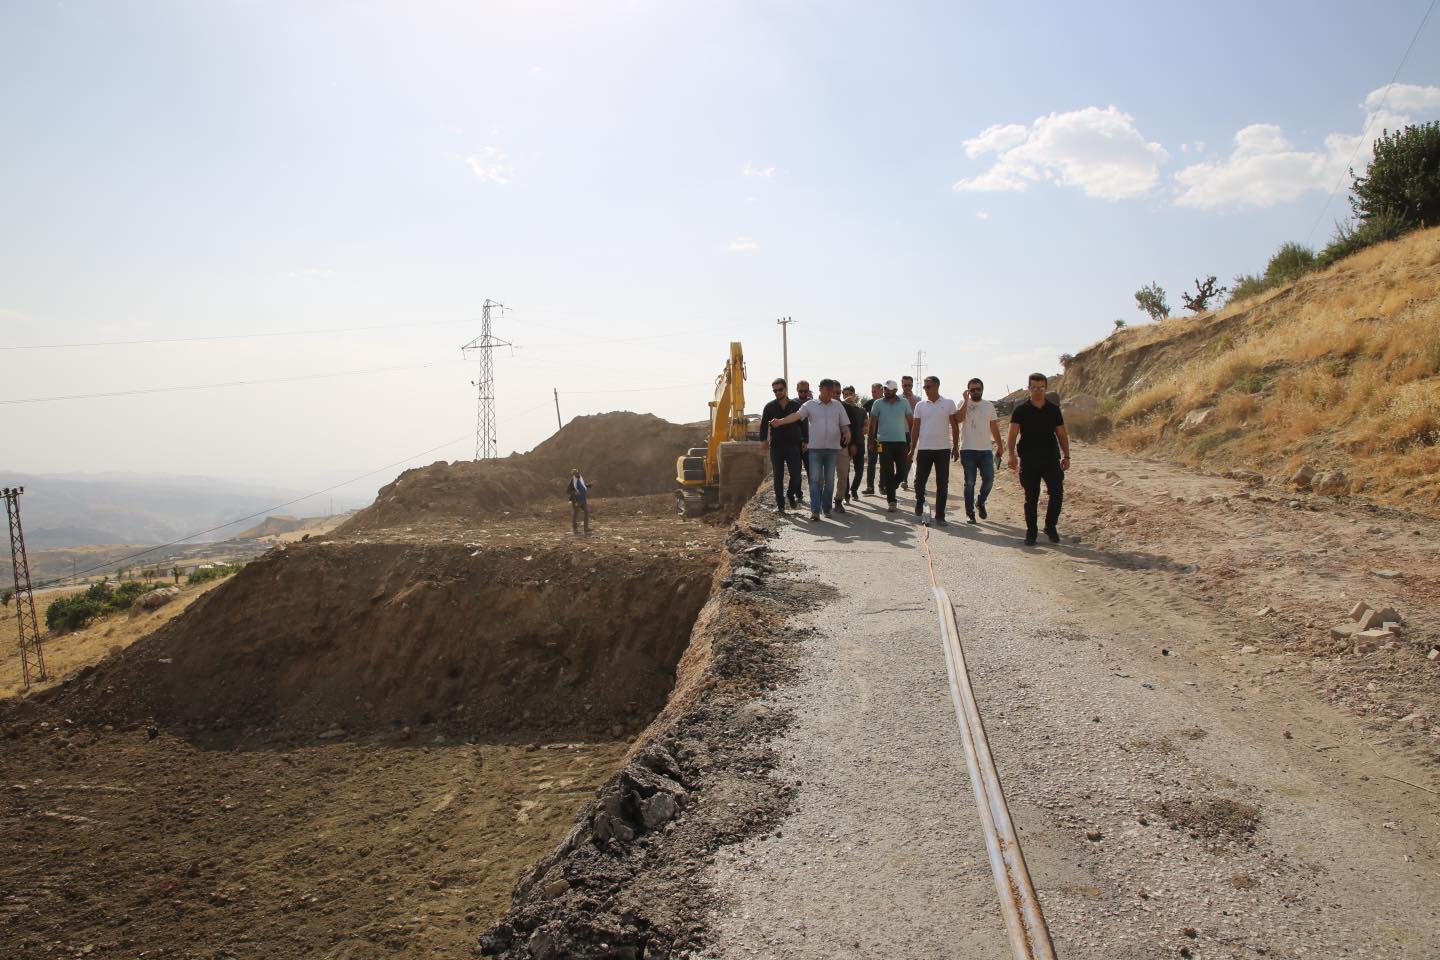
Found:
[908,375,959,526]
[769,378,852,522]
[957,377,1004,524]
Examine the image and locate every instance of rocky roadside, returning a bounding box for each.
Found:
[477,501,816,959]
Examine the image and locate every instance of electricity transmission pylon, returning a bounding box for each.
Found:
[3,486,46,689]
[461,300,512,460]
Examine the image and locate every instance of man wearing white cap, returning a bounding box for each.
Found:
[866,380,913,512]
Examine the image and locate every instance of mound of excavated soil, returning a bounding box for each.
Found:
[340,412,704,534]
[49,537,716,738]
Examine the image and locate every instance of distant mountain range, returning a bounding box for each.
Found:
[0,471,368,548]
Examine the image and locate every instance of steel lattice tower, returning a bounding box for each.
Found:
[461,300,512,460]
[3,486,46,689]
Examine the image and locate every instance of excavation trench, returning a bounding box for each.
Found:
[0,533,726,957]
[51,538,717,740]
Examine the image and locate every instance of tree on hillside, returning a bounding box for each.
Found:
[1134,282,1169,321]
[1351,122,1440,230]
[1113,318,1127,331]
[1181,276,1227,313]
[171,566,182,584]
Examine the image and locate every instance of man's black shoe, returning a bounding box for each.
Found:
[1024,531,1038,545]
[810,511,820,522]
[833,502,846,514]
[823,509,832,518]
[1045,526,1061,543]
[966,512,977,524]
[914,503,924,517]
[936,517,949,527]
[863,487,875,495]
[887,501,897,512]
[977,503,988,520]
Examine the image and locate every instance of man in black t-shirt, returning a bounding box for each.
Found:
[840,385,869,503]
[1007,372,1071,545]
[861,382,882,494]
[760,377,806,512]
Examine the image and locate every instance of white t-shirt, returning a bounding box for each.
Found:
[911,396,957,450]
[797,398,850,449]
[960,398,998,450]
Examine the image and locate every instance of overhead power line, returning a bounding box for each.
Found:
[1304,0,1438,245]
[0,318,474,351]
[1,359,468,406]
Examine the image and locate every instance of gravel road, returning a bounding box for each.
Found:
[702,461,1440,959]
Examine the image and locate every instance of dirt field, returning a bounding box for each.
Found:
[0,727,626,958]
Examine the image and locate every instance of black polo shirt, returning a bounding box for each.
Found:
[760,398,806,448]
[1011,399,1065,462]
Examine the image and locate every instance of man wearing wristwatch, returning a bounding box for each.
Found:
[1007,372,1071,546]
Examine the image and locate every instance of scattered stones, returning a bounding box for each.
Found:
[1289,464,1316,490]
[1348,601,1372,621]
[1240,645,1259,655]
[1311,470,1350,496]
[1370,569,1401,580]
[1330,622,1361,641]
[1356,609,1384,631]
[1256,606,1276,617]
[1180,407,1215,433]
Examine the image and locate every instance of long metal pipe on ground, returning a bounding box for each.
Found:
[931,578,1057,959]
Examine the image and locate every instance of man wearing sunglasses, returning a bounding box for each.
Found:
[759,377,806,513]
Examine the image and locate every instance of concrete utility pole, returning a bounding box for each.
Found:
[3,486,46,689]
[553,387,563,431]
[461,300,512,460]
[913,350,926,383]
[776,316,796,385]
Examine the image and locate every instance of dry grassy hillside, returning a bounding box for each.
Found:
[1062,225,1440,510]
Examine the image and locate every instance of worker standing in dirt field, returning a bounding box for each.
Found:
[899,375,919,491]
[957,377,1004,524]
[770,378,850,522]
[867,380,913,513]
[760,378,806,514]
[835,387,866,510]
[909,376,959,526]
[841,386,869,502]
[566,468,592,535]
[1008,372,1070,546]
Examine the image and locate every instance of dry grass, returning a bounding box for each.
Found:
[1078,226,1440,511]
[0,578,229,699]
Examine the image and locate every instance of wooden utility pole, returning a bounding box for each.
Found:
[553,388,563,430]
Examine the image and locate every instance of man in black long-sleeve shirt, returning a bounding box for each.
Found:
[760,377,806,513]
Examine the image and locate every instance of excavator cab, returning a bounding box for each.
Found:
[676,341,767,516]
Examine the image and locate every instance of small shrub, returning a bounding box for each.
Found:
[1317,212,1408,268]
[46,592,108,631]
[1113,318,1127,331]
[1135,282,1170,321]
[1182,276,1227,313]
[1264,242,1316,284]
[1229,273,1268,304]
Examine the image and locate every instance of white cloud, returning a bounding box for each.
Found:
[727,237,758,253]
[465,146,512,184]
[284,267,336,280]
[974,211,991,220]
[953,106,1169,201]
[1173,83,1440,209]
[742,161,775,179]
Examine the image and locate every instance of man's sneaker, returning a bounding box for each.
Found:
[901,481,909,491]
[777,504,787,514]
[1024,531,1038,546]
[863,487,875,495]
[887,501,897,512]
[935,517,949,527]
[823,509,832,518]
[1045,526,1062,543]
[914,503,925,517]
[977,503,988,520]
[810,511,820,522]
[833,502,847,514]
[966,511,977,524]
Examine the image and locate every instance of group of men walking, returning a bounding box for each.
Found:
[760,372,1069,545]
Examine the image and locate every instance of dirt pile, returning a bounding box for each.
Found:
[1058,225,1440,509]
[340,412,704,534]
[48,537,716,738]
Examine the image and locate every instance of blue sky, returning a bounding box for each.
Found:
[3,0,1437,501]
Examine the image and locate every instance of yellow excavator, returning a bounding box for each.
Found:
[676,341,767,516]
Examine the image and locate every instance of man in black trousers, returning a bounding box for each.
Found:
[760,377,805,513]
[861,382,882,494]
[1007,372,1071,545]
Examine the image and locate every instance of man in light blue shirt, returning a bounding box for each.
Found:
[866,380,913,512]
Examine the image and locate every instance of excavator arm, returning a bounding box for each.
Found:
[676,341,766,515]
